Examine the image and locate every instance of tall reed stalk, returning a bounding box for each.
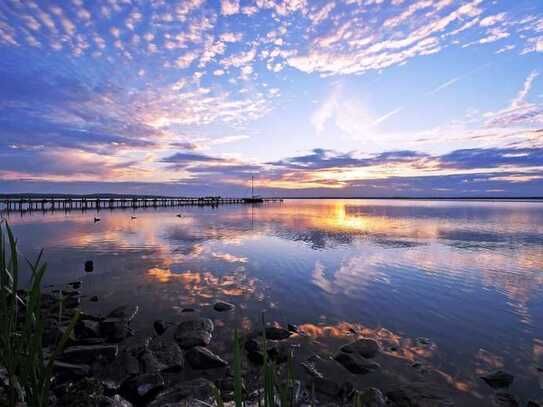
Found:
[0,221,79,407]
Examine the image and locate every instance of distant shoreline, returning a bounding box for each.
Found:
[1,193,543,202]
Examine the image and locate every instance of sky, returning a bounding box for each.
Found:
[0,0,542,197]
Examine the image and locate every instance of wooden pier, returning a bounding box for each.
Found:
[0,196,283,213]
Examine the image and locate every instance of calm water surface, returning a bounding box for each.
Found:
[4,199,543,403]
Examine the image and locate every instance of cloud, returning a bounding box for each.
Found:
[221,0,240,16]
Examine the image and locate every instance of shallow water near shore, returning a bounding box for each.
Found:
[4,199,543,404]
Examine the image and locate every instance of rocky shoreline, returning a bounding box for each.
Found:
[0,281,538,407]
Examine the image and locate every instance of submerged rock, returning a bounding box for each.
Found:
[312,377,340,397]
[214,301,235,312]
[334,352,380,374]
[244,338,260,353]
[287,324,298,333]
[386,384,453,407]
[340,338,380,358]
[100,318,130,342]
[264,326,292,341]
[481,370,514,389]
[494,392,519,407]
[186,346,228,370]
[174,318,214,349]
[85,260,94,272]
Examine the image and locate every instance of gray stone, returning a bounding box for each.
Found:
[147,337,184,372]
[244,338,260,353]
[247,351,265,365]
[100,318,129,342]
[340,338,380,358]
[301,361,324,379]
[140,350,168,374]
[214,301,235,312]
[186,346,228,370]
[481,370,514,389]
[386,384,453,407]
[62,344,118,364]
[148,378,216,407]
[174,318,214,349]
[313,377,340,397]
[75,320,101,339]
[53,361,91,384]
[334,352,380,374]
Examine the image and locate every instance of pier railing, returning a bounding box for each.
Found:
[0,196,283,213]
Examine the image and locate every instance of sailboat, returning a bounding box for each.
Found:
[243,176,264,203]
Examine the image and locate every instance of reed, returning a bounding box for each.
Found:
[0,221,79,407]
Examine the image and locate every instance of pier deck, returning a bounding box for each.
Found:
[0,196,283,213]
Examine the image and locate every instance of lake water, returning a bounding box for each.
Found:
[4,199,543,404]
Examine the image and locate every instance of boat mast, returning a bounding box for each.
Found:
[251,175,254,198]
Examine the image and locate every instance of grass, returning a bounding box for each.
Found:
[0,220,79,407]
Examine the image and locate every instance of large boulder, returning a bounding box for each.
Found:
[147,337,184,372]
[174,318,214,349]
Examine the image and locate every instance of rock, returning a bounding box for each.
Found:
[69,281,82,289]
[481,370,514,389]
[416,337,431,346]
[182,308,196,312]
[494,392,519,407]
[85,260,94,272]
[120,373,164,404]
[140,350,168,374]
[312,377,340,397]
[218,376,247,402]
[174,318,214,349]
[301,361,324,379]
[287,324,298,333]
[264,326,292,341]
[334,352,380,374]
[527,401,542,407]
[107,305,139,322]
[75,320,101,339]
[62,344,118,364]
[58,377,104,407]
[247,351,265,365]
[186,346,228,370]
[148,378,216,407]
[354,388,387,407]
[53,361,91,382]
[90,296,98,302]
[100,318,129,342]
[147,337,184,372]
[153,320,167,336]
[386,384,453,407]
[98,395,133,407]
[340,338,380,358]
[267,345,290,364]
[214,301,235,312]
[103,349,140,381]
[245,338,260,353]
